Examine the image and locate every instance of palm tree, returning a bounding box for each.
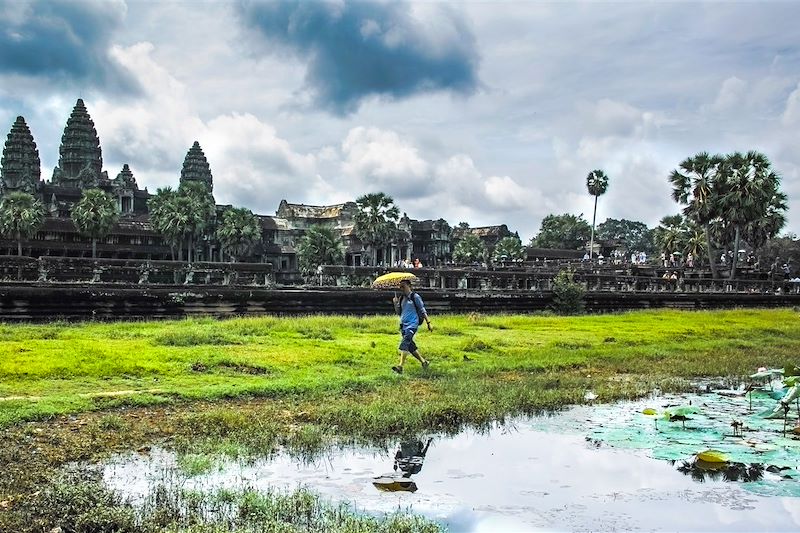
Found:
[178,181,215,262]
[718,151,787,280]
[654,214,687,256]
[71,189,119,258]
[216,207,261,262]
[493,235,525,263]
[669,152,725,278]
[147,187,181,259]
[353,192,400,265]
[0,191,44,256]
[453,234,487,264]
[297,225,344,273]
[586,169,609,258]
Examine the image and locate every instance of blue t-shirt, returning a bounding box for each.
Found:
[400,292,427,330]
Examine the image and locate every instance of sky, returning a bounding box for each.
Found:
[1,0,800,241]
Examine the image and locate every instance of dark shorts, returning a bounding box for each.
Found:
[399,326,418,353]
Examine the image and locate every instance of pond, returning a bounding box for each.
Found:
[102,391,800,532]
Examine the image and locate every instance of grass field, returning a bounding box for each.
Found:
[1,308,798,429]
[1,308,799,532]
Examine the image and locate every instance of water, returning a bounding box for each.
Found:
[102,394,800,532]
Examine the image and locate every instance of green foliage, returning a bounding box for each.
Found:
[72,189,120,258]
[148,183,215,262]
[0,191,44,255]
[452,233,486,264]
[551,269,585,315]
[586,169,610,197]
[531,213,591,250]
[596,218,655,254]
[757,234,800,267]
[492,235,525,263]
[216,207,261,262]
[297,225,344,273]
[668,151,788,278]
[353,192,400,263]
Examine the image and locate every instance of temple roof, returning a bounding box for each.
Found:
[276,199,356,219]
[452,225,511,239]
[54,99,103,185]
[180,141,213,192]
[1,116,40,194]
[114,164,138,190]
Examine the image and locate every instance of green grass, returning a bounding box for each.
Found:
[1,309,799,532]
[1,309,798,428]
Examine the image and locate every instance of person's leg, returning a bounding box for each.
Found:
[411,349,429,367]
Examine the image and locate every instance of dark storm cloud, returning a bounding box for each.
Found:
[0,0,139,93]
[236,0,479,114]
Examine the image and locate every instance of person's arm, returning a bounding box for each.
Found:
[415,293,432,331]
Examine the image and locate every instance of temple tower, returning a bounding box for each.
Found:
[0,116,41,195]
[179,141,213,192]
[113,164,139,215]
[51,98,107,188]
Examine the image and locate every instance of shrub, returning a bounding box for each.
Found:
[551,269,585,315]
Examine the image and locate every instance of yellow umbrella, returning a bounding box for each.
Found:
[371,272,418,290]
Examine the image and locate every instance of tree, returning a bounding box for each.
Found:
[717,151,787,279]
[353,192,400,265]
[453,234,487,264]
[493,235,525,263]
[147,187,181,260]
[669,152,725,278]
[586,169,610,258]
[297,224,344,273]
[531,213,591,250]
[654,214,688,256]
[71,189,119,258]
[595,218,655,254]
[0,191,44,256]
[216,207,261,262]
[178,181,215,262]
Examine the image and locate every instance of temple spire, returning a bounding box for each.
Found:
[1,116,41,195]
[179,141,213,192]
[52,98,106,188]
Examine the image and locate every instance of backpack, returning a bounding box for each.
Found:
[399,292,424,327]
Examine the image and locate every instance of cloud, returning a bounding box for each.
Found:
[709,76,747,112]
[340,126,430,197]
[783,82,800,125]
[0,0,138,93]
[235,0,480,114]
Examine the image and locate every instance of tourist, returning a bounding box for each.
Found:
[391,279,432,374]
[631,252,637,265]
[720,252,727,266]
[686,253,694,268]
[661,252,667,267]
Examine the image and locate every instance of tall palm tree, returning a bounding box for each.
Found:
[718,151,786,280]
[353,192,400,265]
[0,191,44,256]
[72,189,119,258]
[669,152,724,278]
[297,224,344,273]
[586,169,609,259]
[216,207,261,262]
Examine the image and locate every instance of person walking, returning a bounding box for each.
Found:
[392,279,432,374]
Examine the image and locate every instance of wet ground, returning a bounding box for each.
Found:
[102,391,800,532]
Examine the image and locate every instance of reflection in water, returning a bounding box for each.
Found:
[675,459,765,483]
[372,438,433,493]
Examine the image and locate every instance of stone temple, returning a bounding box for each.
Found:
[0,99,516,272]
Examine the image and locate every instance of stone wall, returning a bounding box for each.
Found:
[0,284,797,322]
